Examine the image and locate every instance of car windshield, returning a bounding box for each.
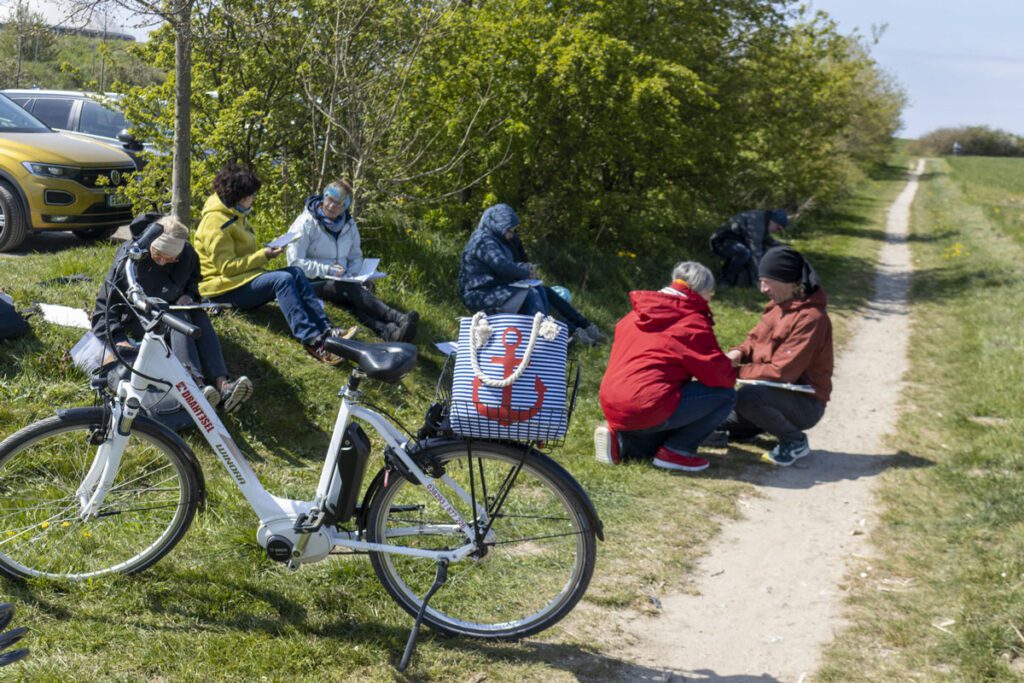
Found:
[0,95,49,132]
[80,99,129,138]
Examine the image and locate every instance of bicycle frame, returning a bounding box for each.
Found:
[83,328,485,568]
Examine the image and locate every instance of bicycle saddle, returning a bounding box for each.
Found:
[323,337,418,382]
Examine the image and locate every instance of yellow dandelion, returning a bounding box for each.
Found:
[40,521,49,529]
[82,531,93,539]
[62,521,71,528]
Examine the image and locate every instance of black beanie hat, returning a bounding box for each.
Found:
[759,246,821,293]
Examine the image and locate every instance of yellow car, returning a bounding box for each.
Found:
[0,93,137,252]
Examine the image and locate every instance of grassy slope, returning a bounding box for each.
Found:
[819,156,1024,681]
[0,160,908,681]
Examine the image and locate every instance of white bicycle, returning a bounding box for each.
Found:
[0,250,601,666]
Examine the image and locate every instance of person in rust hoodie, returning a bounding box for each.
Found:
[721,246,833,466]
[595,262,737,472]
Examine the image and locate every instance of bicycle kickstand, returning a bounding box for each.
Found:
[396,558,449,672]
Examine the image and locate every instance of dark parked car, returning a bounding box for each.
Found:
[2,89,149,166]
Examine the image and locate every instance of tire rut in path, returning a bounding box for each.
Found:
[611,161,923,682]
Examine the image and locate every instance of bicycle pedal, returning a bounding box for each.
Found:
[293,510,327,533]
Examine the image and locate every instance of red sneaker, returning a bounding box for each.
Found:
[594,424,621,465]
[652,446,709,472]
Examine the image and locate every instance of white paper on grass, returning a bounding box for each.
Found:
[434,341,458,356]
[70,331,108,374]
[39,303,91,329]
[328,258,386,283]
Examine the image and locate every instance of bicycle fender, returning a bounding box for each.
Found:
[55,406,207,510]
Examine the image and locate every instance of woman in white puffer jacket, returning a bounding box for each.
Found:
[286,179,418,342]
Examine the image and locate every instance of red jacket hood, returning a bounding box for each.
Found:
[630,285,714,332]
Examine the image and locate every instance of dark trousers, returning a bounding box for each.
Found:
[312,279,399,336]
[713,240,755,287]
[212,267,329,345]
[171,310,228,384]
[621,382,737,458]
[0,299,29,340]
[721,384,825,443]
[508,286,588,333]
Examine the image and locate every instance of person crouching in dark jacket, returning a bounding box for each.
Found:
[595,261,737,472]
[92,216,253,413]
[457,203,604,345]
[720,246,834,466]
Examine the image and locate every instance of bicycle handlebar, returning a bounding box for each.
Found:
[124,250,202,340]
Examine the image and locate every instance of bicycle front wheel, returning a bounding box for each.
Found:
[0,409,202,580]
[366,441,597,639]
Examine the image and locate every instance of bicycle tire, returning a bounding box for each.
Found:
[0,408,203,580]
[366,441,597,639]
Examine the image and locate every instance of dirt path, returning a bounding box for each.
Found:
[612,161,923,682]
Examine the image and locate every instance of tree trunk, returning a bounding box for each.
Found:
[170,2,193,224]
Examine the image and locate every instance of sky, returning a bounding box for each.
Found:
[808,0,1024,137]
[19,0,1024,139]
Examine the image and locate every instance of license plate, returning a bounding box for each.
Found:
[107,192,131,208]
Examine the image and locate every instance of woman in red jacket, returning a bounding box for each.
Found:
[595,262,737,472]
[722,246,834,466]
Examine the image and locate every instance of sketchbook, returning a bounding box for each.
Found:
[737,379,815,394]
[510,278,543,288]
[326,258,386,283]
[265,232,300,249]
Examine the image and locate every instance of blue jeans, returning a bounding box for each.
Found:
[212,267,330,345]
[171,310,228,383]
[621,382,737,457]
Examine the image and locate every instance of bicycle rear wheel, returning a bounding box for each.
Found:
[0,409,202,580]
[366,441,597,639]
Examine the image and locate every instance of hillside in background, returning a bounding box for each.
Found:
[0,6,163,92]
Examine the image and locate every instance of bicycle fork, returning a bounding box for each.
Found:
[75,398,139,519]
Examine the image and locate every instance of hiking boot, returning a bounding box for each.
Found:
[202,384,221,408]
[582,323,607,344]
[220,376,253,413]
[652,446,709,472]
[760,435,811,467]
[305,335,344,365]
[571,325,598,347]
[594,423,621,465]
[701,429,729,448]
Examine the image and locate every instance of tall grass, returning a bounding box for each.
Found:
[819,157,1024,680]
[0,161,909,681]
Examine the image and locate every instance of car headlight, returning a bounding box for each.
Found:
[21,162,81,180]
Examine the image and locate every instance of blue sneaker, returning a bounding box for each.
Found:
[760,436,811,466]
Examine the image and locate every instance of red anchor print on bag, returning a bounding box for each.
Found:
[473,326,547,426]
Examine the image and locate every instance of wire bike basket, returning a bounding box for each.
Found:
[437,313,581,447]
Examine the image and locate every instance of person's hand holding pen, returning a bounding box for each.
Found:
[264,246,283,259]
[726,349,743,367]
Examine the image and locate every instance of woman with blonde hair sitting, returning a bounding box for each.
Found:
[92,215,253,412]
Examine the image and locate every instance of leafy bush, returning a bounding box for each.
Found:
[910,126,1024,158]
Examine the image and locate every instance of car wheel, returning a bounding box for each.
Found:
[0,183,28,253]
[73,226,116,241]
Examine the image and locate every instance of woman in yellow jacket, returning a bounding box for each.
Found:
[193,164,350,363]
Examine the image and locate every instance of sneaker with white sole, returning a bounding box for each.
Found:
[220,376,253,413]
[652,446,709,472]
[202,385,221,408]
[760,435,811,466]
[594,423,621,465]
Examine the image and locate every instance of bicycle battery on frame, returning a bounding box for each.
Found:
[327,423,371,524]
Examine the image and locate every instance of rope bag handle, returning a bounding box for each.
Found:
[468,311,560,388]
